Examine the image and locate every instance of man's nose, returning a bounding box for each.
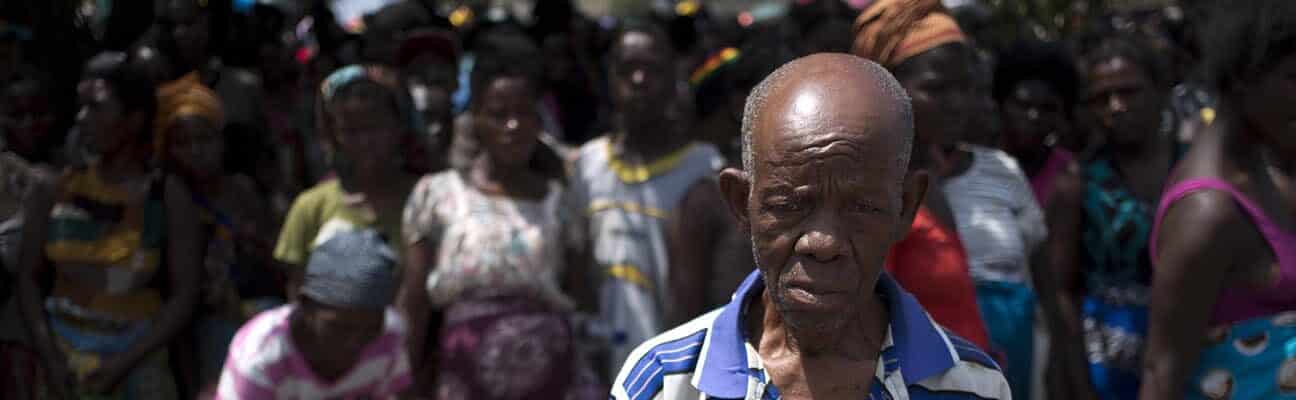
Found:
[794,227,847,263]
[631,69,646,86]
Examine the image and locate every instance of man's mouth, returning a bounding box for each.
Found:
[783,284,849,309]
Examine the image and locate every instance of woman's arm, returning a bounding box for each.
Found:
[15,176,73,396]
[397,241,435,372]
[396,177,441,391]
[1037,168,1096,400]
[84,176,203,392]
[1139,191,1239,400]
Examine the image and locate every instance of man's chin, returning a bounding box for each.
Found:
[774,293,851,332]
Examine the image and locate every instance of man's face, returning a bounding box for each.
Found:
[723,73,920,347]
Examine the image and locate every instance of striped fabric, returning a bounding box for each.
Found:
[216,305,412,399]
[570,136,725,378]
[44,168,165,322]
[612,270,1012,400]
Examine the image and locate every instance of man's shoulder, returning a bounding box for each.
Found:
[612,308,721,400]
[906,331,1012,400]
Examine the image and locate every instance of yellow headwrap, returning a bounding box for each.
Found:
[155,72,225,155]
[852,0,968,68]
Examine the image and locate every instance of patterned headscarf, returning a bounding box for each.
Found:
[316,64,422,141]
[852,0,967,68]
[301,229,398,310]
[155,72,225,155]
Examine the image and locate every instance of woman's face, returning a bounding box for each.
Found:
[332,97,404,175]
[296,300,384,365]
[76,78,134,157]
[167,115,224,181]
[896,44,976,150]
[1001,79,1067,156]
[1240,53,1296,158]
[473,76,541,168]
[1084,56,1163,148]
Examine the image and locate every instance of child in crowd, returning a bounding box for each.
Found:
[216,230,411,399]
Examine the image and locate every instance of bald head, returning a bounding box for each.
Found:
[741,53,913,177]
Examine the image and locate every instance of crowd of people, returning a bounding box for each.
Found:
[0,0,1293,398]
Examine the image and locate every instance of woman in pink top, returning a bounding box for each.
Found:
[1142,2,1296,399]
[217,230,411,399]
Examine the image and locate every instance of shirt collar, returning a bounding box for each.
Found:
[692,269,959,397]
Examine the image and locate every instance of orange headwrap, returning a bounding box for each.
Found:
[155,72,225,155]
[852,0,967,68]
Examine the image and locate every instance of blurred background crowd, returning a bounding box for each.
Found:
[0,0,1292,399]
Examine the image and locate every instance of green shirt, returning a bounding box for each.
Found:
[273,180,404,267]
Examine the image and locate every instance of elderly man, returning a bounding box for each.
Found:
[611,54,1011,400]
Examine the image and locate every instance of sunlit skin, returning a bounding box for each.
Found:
[718,54,926,399]
[1141,52,1296,400]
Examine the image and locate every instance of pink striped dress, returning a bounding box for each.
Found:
[216,305,412,399]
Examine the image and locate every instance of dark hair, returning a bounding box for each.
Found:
[608,19,675,62]
[802,17,855,55]
[994,40,1080,113]
[1082,35,1169,87]
[693,34,795,119]
[1199,0,1296,93]
[83,52,158,145]
[468,31,543,106]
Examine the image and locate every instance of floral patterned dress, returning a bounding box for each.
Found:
[402,171,600,399]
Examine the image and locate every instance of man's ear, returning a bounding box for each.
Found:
[718,167,752,231]
[897,169,929,239]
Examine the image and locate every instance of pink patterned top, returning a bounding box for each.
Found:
[1029,148,1074,207]
[215,305,412,399]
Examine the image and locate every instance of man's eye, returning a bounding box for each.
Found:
[850,202,885,214]
[764,198,802,212]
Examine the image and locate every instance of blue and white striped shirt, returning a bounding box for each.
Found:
[612,270,1011,400]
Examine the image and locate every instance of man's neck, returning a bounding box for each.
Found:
[750,288,889,398]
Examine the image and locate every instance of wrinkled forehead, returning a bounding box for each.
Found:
[752,78,908,177]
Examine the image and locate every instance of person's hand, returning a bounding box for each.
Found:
[80,357,131,395]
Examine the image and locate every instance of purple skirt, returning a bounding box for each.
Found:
[434,292,603,400]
